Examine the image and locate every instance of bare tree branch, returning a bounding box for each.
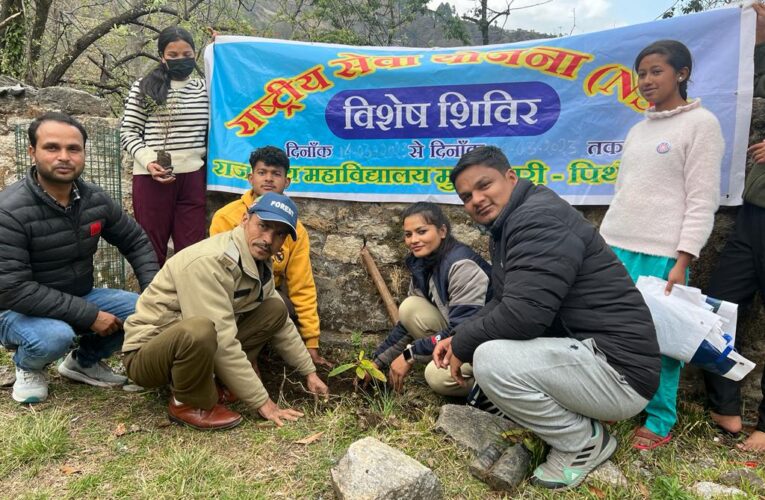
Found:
[42,3,182,86]
[0,9,19,29]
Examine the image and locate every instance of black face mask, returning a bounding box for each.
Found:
[165,57,196,80]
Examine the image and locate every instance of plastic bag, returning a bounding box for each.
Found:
[635,276,754,381]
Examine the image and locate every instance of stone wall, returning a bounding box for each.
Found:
[2,80,763,403]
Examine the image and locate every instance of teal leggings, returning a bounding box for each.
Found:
[611,246,686,438]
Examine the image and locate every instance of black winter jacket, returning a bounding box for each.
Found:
[451,180,660,400]
[0,167,159,331]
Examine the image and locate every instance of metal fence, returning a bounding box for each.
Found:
[14,123,127,289]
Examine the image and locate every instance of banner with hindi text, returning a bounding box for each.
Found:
[205,5,754,205]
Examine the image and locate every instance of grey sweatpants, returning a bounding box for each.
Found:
[473,337,649,452]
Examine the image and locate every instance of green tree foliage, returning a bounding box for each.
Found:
[661,0,733,18]
[276,0,434,46]
[0,0,25,77]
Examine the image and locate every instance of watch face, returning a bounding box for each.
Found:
[403,347,413,361]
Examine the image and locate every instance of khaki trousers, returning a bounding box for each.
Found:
[124,297,288,410]
[399,296,473,398]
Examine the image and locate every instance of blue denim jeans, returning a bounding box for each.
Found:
[0,288,139,370]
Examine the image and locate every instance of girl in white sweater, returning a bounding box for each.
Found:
[600,40,724,450]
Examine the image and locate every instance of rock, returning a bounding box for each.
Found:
[589,460,628,488]
[630,459,653,480]
[435,404,517,455]
[690,481,746,499]
[483,445,530,491]
[0,84,25,97]
[450,223,488,254]
[0,365,15,387]
[693,456,717,469]
[718,468,765,493]
[469,442,506,480]
[322,235,364,264]
[364,241,401,265]
[35,87,111,117]
[331,437,442,500]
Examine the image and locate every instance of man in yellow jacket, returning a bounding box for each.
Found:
[210,146,332,368]
[123,193,329,430]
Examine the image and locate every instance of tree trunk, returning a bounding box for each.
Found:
[479,0,489,45]
[24,0,53,84]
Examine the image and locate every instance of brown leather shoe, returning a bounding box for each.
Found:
[167,400,243,430]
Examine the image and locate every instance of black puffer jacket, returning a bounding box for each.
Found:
[0,167,159,331]
[451,179,660,400]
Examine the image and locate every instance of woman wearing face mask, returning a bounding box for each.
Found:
[121,26,209,265]
[371,202,492,396]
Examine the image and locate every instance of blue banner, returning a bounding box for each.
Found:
[205,6,754,205]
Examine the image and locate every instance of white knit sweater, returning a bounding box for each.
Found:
[600,99,724,259]
[120,78,208,176]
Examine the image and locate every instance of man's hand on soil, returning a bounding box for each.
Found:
[308,348,334,368]
[388,354,412,393]
[306,372,329,401]
[257,398,304,427]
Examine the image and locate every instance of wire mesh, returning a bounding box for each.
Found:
[14,123,127,289]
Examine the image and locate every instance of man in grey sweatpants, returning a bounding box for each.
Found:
[434,146,661,490]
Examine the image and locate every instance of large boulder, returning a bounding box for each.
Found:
[331,437,442,500]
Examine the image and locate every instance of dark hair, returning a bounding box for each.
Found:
[28,112,88,148]
[450,145,511,185]
[634,39,692,100]
[138,26,196,106]
[401,201,457,257]
[249,145,290,173]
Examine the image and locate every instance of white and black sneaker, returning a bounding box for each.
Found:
[531,419,617,490]
[57,352,127,387]
[467,383,510,420]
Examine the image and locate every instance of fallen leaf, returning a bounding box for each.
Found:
[113,423,127,437]
[60,465,81,475]
[294,431,324,445]
[637,482,650,499]
[587,485,606,499]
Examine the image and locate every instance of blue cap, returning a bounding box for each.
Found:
[247,192,298,240]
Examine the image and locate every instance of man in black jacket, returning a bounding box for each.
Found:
[0,112,158,404]
[433,146,660,490]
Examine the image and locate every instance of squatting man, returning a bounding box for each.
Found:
[122,192,329,430]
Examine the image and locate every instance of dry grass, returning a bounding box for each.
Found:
[0,346,763,499]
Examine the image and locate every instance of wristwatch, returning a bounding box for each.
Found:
[402,344,415,364]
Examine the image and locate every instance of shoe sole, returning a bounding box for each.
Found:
[12,393,46,404]
[57,365,125,388]
[168,414,243,431]
[532,432,618,490]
